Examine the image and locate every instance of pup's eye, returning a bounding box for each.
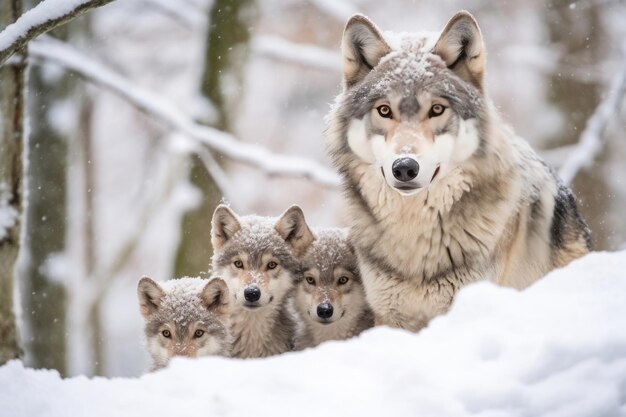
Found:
[305,276,315,285]
[233,260,243,269]
[193,330,205,338]
[338,276,350,285]
[161,330,171,338]
[376,105,393,119]
[428,104,445,118]
[267,261,278,270]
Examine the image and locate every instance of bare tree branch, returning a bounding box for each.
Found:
[27,38,341,188]
[0,0,115,65]
[559,57,626,185]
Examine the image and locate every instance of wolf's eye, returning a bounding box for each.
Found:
[161,330,171,338]
[429,104,445,118]
[193,330,205,338]
[338,276,350,285]
[267,261,278,270]
[305,276,315,285]
[376,105,393,119]
[233,260,243,269]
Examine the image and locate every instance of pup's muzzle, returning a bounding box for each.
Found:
[243,285,261,303]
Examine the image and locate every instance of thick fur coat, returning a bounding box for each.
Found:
[326,12,591,331]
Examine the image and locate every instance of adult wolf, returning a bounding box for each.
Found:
[326,11,591,331]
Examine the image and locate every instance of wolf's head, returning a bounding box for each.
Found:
[137,276,231,369]
[296,228,367,326]
[330,11,488,196]
[211,205,315,311]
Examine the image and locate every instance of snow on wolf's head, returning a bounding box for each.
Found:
[296,228,368,326]
[328,11,488,196]
[211,205,314,312]
[137,277,232,370]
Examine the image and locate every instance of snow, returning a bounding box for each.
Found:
[0,182,18,240]
[253,35,341,72]
[27,38,341,189]
[0,0,111,61]
[558,55,626,185]
[2,250,626,416]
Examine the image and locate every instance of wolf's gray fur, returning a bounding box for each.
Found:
[137,276,232,370]
[294,228,374,349]
[326,11,591,331]
[210,205,315,358]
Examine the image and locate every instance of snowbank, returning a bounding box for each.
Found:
[2,251,626,417]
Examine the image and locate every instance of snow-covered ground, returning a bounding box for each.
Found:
[2,250,626,417]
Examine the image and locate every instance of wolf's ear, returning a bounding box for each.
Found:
[341,14,391,89]
[433,11,485,91]
[137,276,165,318]
[211,205,241,250]
[201,278,230,316]
[275,205,315,257]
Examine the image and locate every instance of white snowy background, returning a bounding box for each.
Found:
[2,250,626,416]
[1,0,626,399]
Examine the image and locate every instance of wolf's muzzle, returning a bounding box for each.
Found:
[392,157,419,182]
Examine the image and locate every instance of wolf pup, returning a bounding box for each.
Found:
[211,204,315,358]
[137,276,232,370]
[326,11,591,331]
[294,228,374,349]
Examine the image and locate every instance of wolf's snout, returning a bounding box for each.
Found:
[392,158,419,182]
[317,303,334,319]
[244,285,261,302]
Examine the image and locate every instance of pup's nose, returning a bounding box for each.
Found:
[317,303,334,319]
[244,286,261,302]
[392,158,419,182]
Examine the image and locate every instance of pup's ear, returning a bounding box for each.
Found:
[201,278,230,316]
[137,276,165,318]
[341,14,391,89]
[433,11,485,91]
[211,205,241,250]
[275,205,315,257]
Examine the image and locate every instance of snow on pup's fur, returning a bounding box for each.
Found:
[211,204,315,358]
[137,276,232,369]
[326,11,591,331]
[2,251,625,417]
[294,227,374,349]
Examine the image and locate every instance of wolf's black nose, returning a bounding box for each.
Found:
[392,158,419,182]
[244,286,261,302]
[317,303,334,319]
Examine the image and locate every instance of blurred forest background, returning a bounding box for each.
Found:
[0,0,625,378]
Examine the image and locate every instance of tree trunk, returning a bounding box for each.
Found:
[545,0,609,249]
[173,0,258,278]
[0,0,25,366]
[21,17,73,375]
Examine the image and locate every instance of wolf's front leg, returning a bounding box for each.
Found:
[361,262,458,332]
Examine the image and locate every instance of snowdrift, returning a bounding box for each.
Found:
[2,251,626,417]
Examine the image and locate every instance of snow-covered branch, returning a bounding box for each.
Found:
[0,0,115,65]
[140,0,206,28]
[27,38,341,189]
[253,36,341,72]
[306,0,357,23]
[559,57,626,185]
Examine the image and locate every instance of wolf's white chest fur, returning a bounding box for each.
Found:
[347,155,523,329]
